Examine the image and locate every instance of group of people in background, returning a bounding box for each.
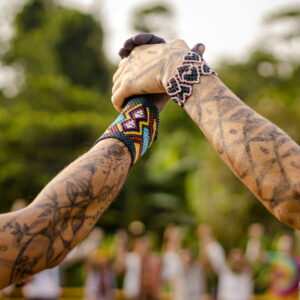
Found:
[2,200,300,300]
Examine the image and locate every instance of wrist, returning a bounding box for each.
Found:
[96,97,159,165]
[161,49,189,90]
[164,51,216,107]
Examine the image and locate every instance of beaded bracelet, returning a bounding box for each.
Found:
[96,97,159,164]
[166,52,216,107]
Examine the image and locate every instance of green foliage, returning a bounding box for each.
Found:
[16,0,46,32]
[54,10,111,91]
[5,0,112,90]
[0,0,115,213]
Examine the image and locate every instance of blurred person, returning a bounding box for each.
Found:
[115,231,161,300]
[161,225,184,299]
[64,227,104,264]
[22,266,61,300]
[180,248,207,300]
[61,227,104,287]
[266,235,300,299]
[245,223,268,294]
[247,229,300,298]
[198,224,253,300]
[85,249,116,300]
[246,223,265,263]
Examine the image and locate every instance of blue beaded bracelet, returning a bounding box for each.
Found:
[96,97,159,164]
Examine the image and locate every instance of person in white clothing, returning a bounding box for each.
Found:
[22,266,61,300]
[84,250,116,300]
[114,231,161,300]
[161,225,184,300]
[198,224,253,300]
[181,248,207,300]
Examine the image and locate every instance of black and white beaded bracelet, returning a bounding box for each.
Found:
[166,52,216,107]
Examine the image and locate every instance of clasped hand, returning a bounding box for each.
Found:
[111,34,195,112]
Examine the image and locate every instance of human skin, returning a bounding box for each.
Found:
[112,38,300,230]
[0,34,163,290]
[0,139,131,289]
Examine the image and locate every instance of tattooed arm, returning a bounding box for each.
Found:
[112,39,300,230]
[0,139,131,289]
[183,76,300,228]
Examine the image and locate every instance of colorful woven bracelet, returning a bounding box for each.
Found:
[96,97,159,164]
[166,52,216,107]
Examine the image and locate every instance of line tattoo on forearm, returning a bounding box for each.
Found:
[0,141,130,284]
[184,76,300,211]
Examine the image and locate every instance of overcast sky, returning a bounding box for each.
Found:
[59,0,299,64]
[0,0,298,96]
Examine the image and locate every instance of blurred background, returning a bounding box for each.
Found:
[0,0,300,299]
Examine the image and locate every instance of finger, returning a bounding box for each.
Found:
[112,67,124,84]
[118,57,128,67]
[123,38,137,50]
[119,34,166,58]
[119,48,130,58]
[119,35,152,59]
[148,34,166,44]
[133,33,166,45]
[191,43,206,57]
[170,38,189,49]
[112,76,122,94]
[119,35,147,58]
[112,86,133,112]
[133,33,155,45]
[112,59,128,83]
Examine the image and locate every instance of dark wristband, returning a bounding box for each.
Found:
[96,96,159,164]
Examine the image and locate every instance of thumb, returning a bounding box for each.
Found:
[191,43,206,57]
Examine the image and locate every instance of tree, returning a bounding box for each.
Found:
[0,0,115,214]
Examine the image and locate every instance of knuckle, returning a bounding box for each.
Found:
[130,48,137,56]
[112,74,118,83]
[118,57,128,67]
[172,38,188,48]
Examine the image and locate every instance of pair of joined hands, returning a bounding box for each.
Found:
[111,33,206,113]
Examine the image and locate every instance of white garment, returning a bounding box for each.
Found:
[123,252,141,298]
[183,264,206,300]
[162,251,184,300]
[206,242,253,300]
[23,267,61,299]
[245,239,261,262]
[161,251,183,281]
[84,268,115,300]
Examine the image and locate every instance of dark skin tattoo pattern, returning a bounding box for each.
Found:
[117,42,300,214]
[115,41,300,228]
[127,44,187,89]
[0,139,131,288]
[184,75,300,228]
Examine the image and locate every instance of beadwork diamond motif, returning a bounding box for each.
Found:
[166,52,216,106]
[177,64,200,84]
[97,98,159,164]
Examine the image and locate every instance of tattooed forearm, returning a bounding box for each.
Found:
[184,75,300,229]
[0,139,131,289]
